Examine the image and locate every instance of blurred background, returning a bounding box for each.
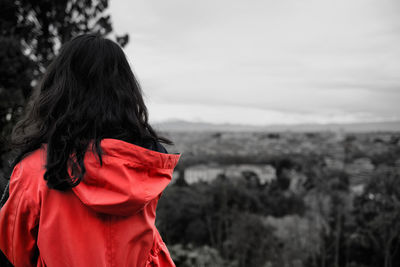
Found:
[1,0,400,266]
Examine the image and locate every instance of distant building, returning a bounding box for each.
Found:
[350,184,365,195]
[184,164,224,184]
[286,170,308,194]
[183,164,277,185]
[345,157,374,195]
[225,164,276,185]
[345,157,374,186]
[324,157,344,170]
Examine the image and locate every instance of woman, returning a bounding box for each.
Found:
[0,33,180,267]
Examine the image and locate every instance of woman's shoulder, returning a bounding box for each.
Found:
[9,147,46,190]
[4,147,44,216]
[18,146,46,173]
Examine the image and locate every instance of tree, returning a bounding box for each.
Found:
[226,213,280,267]
[351,165,400,267]
[303,156,352,267]
[0,0,129,176]
[168,244,226,267]
[4,0,128,80]
[0,36,33,174]
[157,173,286,266]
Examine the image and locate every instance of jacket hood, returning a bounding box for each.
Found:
[70,138,180,216]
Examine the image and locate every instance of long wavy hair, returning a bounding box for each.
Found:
[10,33,172,190]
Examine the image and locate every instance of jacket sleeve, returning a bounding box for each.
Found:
[0,163,40,267]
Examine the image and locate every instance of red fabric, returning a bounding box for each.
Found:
[0,138,180,267]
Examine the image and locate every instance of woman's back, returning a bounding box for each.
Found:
[0,33,180,266]
[0,138,180,266]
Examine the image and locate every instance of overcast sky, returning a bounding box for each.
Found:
[109,0,400,125]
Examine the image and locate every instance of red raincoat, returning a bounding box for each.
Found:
[0,138,180,267]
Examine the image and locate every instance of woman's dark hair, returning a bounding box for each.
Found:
[10,33,172,190]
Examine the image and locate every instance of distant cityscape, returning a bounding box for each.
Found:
[166,130,400,196]
[154,119,400,133]
[156,129,400,266]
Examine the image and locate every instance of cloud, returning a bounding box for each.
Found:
[110,0,400,125]
[146,101,399,126]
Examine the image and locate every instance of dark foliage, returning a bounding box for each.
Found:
[0,0,129,177]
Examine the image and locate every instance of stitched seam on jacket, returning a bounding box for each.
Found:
[105,215,109,266]
[8,163,24,264]
[110,216,115,267]
[10,178,27,264]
